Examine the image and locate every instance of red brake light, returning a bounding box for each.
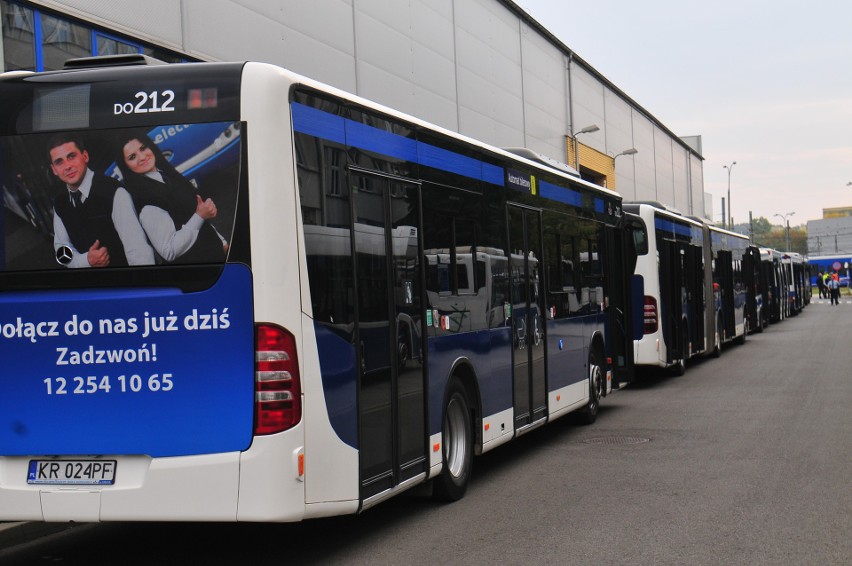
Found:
[254,324,301,435]
[643,296,658,334]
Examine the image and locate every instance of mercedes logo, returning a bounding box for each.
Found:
[55,245,73,265]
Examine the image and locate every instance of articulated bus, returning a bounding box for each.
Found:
[759,247,787,322]
[626,202,758,375]
[707,225,755,345]
[760,248,811,319]
[779,252,808,314]
[0,56,637,522]
[625,202,707,375]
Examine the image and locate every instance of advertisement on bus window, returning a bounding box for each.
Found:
[0,122,256,458]
[0,121,240,270]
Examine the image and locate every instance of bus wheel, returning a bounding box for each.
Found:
[670,327,687,376]
[712,318,722,358]
[734,320,747,345]
[433,379,473,502]
[577,350,603,425]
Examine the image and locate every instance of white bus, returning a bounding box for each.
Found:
[0,56,636,522]
[625,202,708,375]
[625,202,757,375]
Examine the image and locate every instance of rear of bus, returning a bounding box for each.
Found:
[0,58,310,522]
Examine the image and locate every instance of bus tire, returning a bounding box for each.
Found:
[711,316,722,358]
[577,349,603,425]
[670,326,688,376]
[734,319,747,345]
[433,379,473,502]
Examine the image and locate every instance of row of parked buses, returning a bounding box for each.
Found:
[0,57,811,523]
[626,201,810,377]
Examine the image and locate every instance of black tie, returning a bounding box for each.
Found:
[70,191,82,208]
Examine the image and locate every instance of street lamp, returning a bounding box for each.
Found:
[614,148,638,160]
[572,124,600,170]
[723,161,736,229]
[774,211,795,251]
[610,148,638,192]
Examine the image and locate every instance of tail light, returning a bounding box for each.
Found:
[254,324,302,435]
[643,296,658,334]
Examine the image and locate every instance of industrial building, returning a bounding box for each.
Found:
[1,0,709,219]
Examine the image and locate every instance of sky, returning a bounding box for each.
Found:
[513,0,852,227]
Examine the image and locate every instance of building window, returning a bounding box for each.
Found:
[40,12,90,70]
[95,32,141,56]
[1,1,190,72]
[1,0,35,71]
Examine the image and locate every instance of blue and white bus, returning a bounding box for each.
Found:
[808,255,851,288]
[779,251,808,314]
[0,55,636,522]
[759,247,787,322]
[707,225,754,345]
[625,202,758,376]
[625,202,708,375]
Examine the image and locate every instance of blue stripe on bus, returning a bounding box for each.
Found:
[291,103,346,144]
[346,119,418,162]
[539,180,580,206]
[711,231,748,251]
[654,217,692,237]
[292,103,619,206]
[292,102,506,187]
[415,140,494,183]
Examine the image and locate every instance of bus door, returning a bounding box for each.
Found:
[658,239,685,362]
[743,247,760,331]
[351,172,427,501]
[508,205,546,429]
[606,221,637,386]
[717,250,735,337]
[685,244,705,356]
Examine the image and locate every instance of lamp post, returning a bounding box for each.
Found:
[610,148,637,192]
[723,161,736,229]
[614,148,638,161]
[572,124,600,170]
[774,212,795,251]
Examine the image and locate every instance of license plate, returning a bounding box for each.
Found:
[27,460,116,485]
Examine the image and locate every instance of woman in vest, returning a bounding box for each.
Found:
[115,131,227,264]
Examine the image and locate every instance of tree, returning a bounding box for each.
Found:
[750,217,773,243]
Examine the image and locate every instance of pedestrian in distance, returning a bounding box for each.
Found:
[827,273,840,305]
[817,271,826,299]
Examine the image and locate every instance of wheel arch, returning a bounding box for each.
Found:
[590,330,606,393]
[443,358,482,451]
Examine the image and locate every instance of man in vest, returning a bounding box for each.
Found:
[48,134,154,268]
[827,272,841,305]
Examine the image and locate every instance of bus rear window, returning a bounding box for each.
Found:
[0,121,241,272]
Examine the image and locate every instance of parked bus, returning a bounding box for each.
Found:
[707,225,756,345]
[779,252,807,315]
[760,248,787,322]
[626,202,761,375]
[0,56,637,522]
[807,254,850,290]
[625,202,708,375]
